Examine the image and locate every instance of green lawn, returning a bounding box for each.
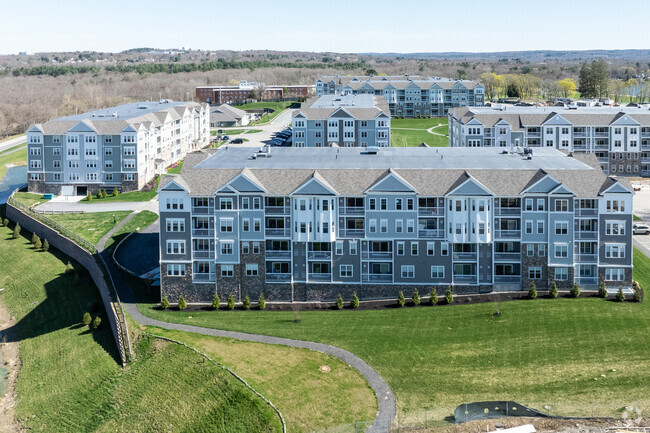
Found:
[231,101,297,125]
[0,147,27,179]
[634,214,641,222]
[0,226,281,432]
[103,210,159,252]
[140,249,650,422]
[0,133,25,143]
[245,129,262,134]
[46,211,132,246]
[167,161,183,175]
[391,118,449,147]
[145,327,377,433]
[80,178,160,204]
[11,192,44,208]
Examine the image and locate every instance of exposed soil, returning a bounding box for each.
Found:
[409,417,648,432]
[0,301,23,433]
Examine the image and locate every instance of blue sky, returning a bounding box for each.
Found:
[2,0,648,54]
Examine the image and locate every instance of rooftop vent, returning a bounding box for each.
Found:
[364,145,380,155]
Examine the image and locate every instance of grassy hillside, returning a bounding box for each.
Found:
[141,250,650,422]
[391,118,449,147]
[0,222,281,432]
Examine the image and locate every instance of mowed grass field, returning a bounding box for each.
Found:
[391,118,449,147]
[47,211,132,246]
[145,327,377,432]
[141,249,650,422]
[0,146,27,179]
[0,222,281,432]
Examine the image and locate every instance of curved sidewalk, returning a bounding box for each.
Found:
[105,226,396,432]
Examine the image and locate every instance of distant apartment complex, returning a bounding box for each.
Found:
[27,101,209,195]
[291,94,391,147]
[195,81,314,104]
[209,104,251,127]
[157,146,632,304]
[316,75,484,117]
[449,105,650,176]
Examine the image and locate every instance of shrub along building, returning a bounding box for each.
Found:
[316,75,484,117]
[26,100,209,195]
[449,105,650,177]
[291,94,391,147]
[157,146,633,304]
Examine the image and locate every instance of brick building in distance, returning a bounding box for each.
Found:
[195,81,314,104]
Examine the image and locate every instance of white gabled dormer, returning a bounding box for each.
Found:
[291,172,337,243]
[446,173,494,244]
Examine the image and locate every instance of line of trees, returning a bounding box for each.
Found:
[578,59,609,98]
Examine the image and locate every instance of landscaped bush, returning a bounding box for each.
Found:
[335,293,344,310]
[258,292,266,310]
[34,237,42,250]
[616,286,625,302]
[65,261,75,274]
[430,288,438,305]
[242,295,251,310]
[351,292,359,309]
[598,282,608,298]
[42,239,49,252]
[82,312,92,326]
[211,293,220,310]
[31,233,38,245]
[528,281,537,299]
[178,293,187,310]
[91,316,101,330]
[412,288,420,306]
[96,190,102,200]
[445,286,453,305]
[13,223,20,239]
[101,189,107,199]
[2,218,8,227]
[160,294,170,310]
[227,294,235,310]
[112,187,118,197]
[570,283,580,298]
[397,291,405,307]
[633,282,642,302]
[86,191,92,201]
[549,281,558,298]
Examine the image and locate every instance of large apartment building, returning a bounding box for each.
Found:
[316,75,484,117]
[292,94,391,147]
[157,146,633,304]
[449,105,650,176]
[195,81,314,104]
[27,101,209,195]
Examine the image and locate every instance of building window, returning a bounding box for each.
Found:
[380,198,387,210]
[441,242,449,256]
[340,264,353,278]
[527,244,534,256]
[220,198,233,210]
[401,265,415,279]
[242,219,250,232]
[605,244,625,258]
[525,199,533,211]
[166,264,185,276]
[605,268,625,281]
[537,199,545,211]
[396,219,403,233]
[166,218,185,232]
[555,199,568,212]
[555,221,568,235]
[335,241,343,255]
[406,219,414,233]
[396,242,405,256]
[411,242,418,255]
[220,242,233,255]
[349,241,357,255]
[395,198,403,210]
[525,220,533,234]
[538,244,546,257]
[369,219,377,233]
[431,266,444,279]
[245,264,258,276]
[537,221,544,234]
[252,242,260,254]
[369,198,376,210]
[166,240,185,255]
[242,197,249,209]
[220,218,233,232]
[554,244,568,258]
[427,242,435,256]
[528,267,542,279]
[241,242,250,254]
[221,265,234,277]
[380,219,388,233]
[605,221,625,235]
[254,219,261,232]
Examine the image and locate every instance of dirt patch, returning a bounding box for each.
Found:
[411,417,647,432]
[0,300,24,433]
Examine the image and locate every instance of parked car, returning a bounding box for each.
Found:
[222,135,230,141]
[230,138,244,144]
[633,224,650,235]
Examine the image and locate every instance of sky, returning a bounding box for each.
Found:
[1,0,649,55]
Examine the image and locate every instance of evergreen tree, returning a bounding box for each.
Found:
[335,293,344,310]
[91,316,102,330]
[430,288,438,305]
[31,232,39,245]
[42,239,49,252]
[86,191,92,201]
[160,294,170,310]
[528,281,537,299]
[101,189,107,199]
[13,223,20,239]
[34,237,42,250]
[227,294,235,310]
[549,281,558,299]
[82,312,92,326]
[242,294,251,310]
[570,283,580,298]
[211,293,220,310]
[412,288,421,306]
[178,293,187,310]
[351,292,359,309]
[445,286,453,304]
[633,283,642,303]
[258,292,266,310]
[598,282,608,298]
[65,261,75,273]
[615,286,625,302]
[112,187,119,197]
[2,218,8,227]
[397,291,405,307]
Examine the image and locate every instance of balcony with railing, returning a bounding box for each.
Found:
[265,228,291,237]
[308,273,332,282]
[418,207,444,216]
[575,253,598,263]
[193,273,216,283]
[192,227,214,237]
[340,206,365,215]
[494,229,521,239]
[495,207,521,216]
[193,249,215,259]
[594,142,609,150]
[265,205,291,215]
[266,273,292,282]
[453,252,478,261]
[494,275,522,284]
[642,141,650,150]
[191,206,212,215]
[362,250,393,260]
[573,142,588,151]
[494,252,521,261]
[266,250,291,259]
[575,208,598,216]
[453,274,477,284]
[362,274,392,283]
[594,130,609,137]
[339,228,365,237]
[575,231,598,240]
[418,229,444,238]
[576,277,598,287]
[308,251,332,260]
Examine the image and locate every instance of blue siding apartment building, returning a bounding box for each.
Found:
[157,146,633,304]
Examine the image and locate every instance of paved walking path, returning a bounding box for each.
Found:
[0,135,26,154]
[36,199,158,214]
[103,218,396,432]
[96,211,139,252]
[0,145,26,157]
